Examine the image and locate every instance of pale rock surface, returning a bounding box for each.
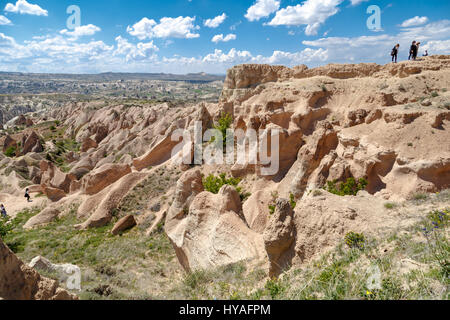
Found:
[0,240,77,300]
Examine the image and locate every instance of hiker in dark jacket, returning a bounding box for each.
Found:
[391,44,400,63]
[414,42,421,60]
[409,41,417,60]
[1,204,7,218]
[25,188,31,202]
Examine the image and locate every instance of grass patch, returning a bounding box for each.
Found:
[3,207,179,300]
[325,178,368,196]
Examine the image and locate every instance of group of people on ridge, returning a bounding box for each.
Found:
[1,188,32,220]
[391,41,428,63]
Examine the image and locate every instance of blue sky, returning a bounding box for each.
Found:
[0,0,449,74]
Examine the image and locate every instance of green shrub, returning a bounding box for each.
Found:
[265,278,285,299]
[202,173,249,201]
[0,218,12,238]
[431,91,439,98]
[422,209,449,276]
[325,177,368,196]
[268,205,276,215]
[4,145,17,158]
[268,191,278,215]
[203,173,240,194]
[212,112,233,148]
[289,193,296,210]
[384,203,396,209]
[183,270,211,290]
[413,193,428,201]
[345,232,365,250]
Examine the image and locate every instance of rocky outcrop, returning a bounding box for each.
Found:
[80,163,131,195]
[40,160,76,198]
[42,186,66,202]
[14,114,28,126]
[242,190,271,233]
[29,256,81,292]
[111,215,137,235]
[263,199,296,277]
[133,104,212,171]
[81,137,98,152]
[22,131,44,155]
[0,239,77,300]
[2,135,17,153]
[77,172,146,229]
[24,207,61,229]
[165,170,267,271]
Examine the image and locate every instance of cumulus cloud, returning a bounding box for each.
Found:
[0,32,17,46]
[211,33,236,43]
[0,15,12,25]
[421,40,450,54]
[127,16,200,40]
[245,0,280,22]
[349,0,368,5]
[60,24,101,40]
[302,20,450,63]
[268,0,342,36]
[204,13,227,28]
[4,0,48,16]
[1,19,448,74]
[0,31,329,73]
[400,16,429,28]
[114,36,159,62]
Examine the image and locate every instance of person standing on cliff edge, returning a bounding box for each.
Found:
[409,41,418,60]
[391,44,400,63]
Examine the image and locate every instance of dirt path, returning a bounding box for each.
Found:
[0,193,47,219]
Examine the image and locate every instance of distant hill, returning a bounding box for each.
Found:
[0,71,225,83]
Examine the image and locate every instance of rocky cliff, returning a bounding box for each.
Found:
[0,56,449,282]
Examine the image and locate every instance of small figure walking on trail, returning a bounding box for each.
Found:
[391,44,400,63]
[0,204,7,218]
[24,188,32,202]
[409,41,417,60]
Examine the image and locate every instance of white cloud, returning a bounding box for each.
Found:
[0,32,17,46]
[4,0,48,16]
[127,16,200,40]
[60,24,101,40]
[245,0,280,22]
[268,0,343,36]
[349,0,368,6]
[212,33,236,43]
[400,16,429,28]
[0,15,12,25]
[302,20,450,63]
[1,19,449,74]
[204,13,227,28]
[421,40,450,54]
[114,36,159,62]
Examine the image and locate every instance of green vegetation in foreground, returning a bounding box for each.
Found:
[1,202,448,300]
[2,207,176,300]
[180,207,449,300]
